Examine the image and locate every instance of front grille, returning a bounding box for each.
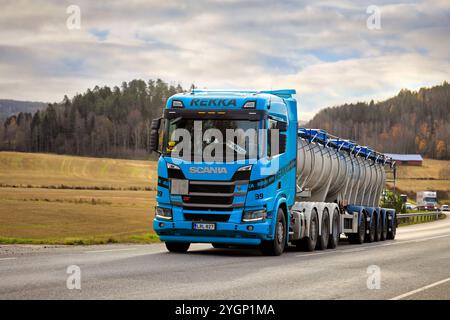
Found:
[183,195,233,205]
[183,206,234,212]
[189,183,234,194]
[184,213,230,222]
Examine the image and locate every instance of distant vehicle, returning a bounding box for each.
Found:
[405,202,417,211]
[416,191,438,211]
[441,205,449,212]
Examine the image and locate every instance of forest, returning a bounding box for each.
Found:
[0,79,184,159]
[307,82,450,159]
[1,80,449,159]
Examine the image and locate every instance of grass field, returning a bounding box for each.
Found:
[0,152,158,244]
[1,152,449,245]
[387,159,450,203]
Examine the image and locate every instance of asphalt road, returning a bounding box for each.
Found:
[0,215,449,300]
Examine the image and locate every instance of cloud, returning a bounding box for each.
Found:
[0,0,449,119]
[89,28,110,41]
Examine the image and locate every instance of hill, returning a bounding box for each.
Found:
[0,99,47,122]
[307,82,450,159]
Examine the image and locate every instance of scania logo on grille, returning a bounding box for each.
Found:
[189,167,228,174]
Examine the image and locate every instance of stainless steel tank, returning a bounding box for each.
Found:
[296,137,386,207]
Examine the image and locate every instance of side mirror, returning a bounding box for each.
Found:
[149,118,162,154]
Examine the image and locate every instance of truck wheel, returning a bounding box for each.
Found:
[260,208,286,256]
[295,208,319,252]
[374,213,382,242]
[380,215,388,241]
[328,209,339,249]
[387,213,397,240]
[212,243,229,249]
[365,214,375,243]
[316,209,329,250]
[165,242,190,253]
[348,213,365,244]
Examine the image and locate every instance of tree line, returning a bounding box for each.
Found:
[1,80,449,160]
[307,81,450,159]
[0,79,185,159]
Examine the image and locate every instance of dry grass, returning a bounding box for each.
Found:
[0,152,158,244]
[387,159,450,202]
[0,151,158,189]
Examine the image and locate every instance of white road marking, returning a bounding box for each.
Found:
[0,257,17,261]
[341,247,368,253]
[84,248,137,254]
[390,277,450,300]
[296,251,332,257]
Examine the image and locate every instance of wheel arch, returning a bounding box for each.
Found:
[275,197,289,244]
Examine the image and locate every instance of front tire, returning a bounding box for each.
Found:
[260,208,286,256]
[165,242,190,253]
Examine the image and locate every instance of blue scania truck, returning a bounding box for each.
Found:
[150,89,397,255]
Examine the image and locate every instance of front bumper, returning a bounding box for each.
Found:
[153,219,272,245]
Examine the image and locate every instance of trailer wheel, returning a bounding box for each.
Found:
[374,213,382,242]
[387,213,397,240]
[295,208,319,251]
[165,242,190,253]
[348,212,365,244]
[380,215,388,241]
[365,213,376,243]
[328,209,340,249]
[260,208,286,256]
[316,209,329,250]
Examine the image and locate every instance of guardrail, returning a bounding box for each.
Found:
[397,212,443,225]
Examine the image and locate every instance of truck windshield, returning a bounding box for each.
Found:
[163,118,260,162]
[424,197,437,203]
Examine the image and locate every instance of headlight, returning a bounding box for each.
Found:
[155,207,172,220]
[237,164,252,171]
[242,209,266,222]
[167,163,181,170]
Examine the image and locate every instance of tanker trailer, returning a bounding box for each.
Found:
[289,128,397,251]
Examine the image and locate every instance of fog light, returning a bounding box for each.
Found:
[159,222,165,228]
[247,225,254,231]
[156,206,173,220]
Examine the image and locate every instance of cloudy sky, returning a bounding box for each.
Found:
[1,0,449,119]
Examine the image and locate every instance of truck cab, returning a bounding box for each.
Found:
[150,90,298,255]
[416,191,438,211]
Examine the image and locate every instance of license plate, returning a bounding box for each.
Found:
[193,222,216,231]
